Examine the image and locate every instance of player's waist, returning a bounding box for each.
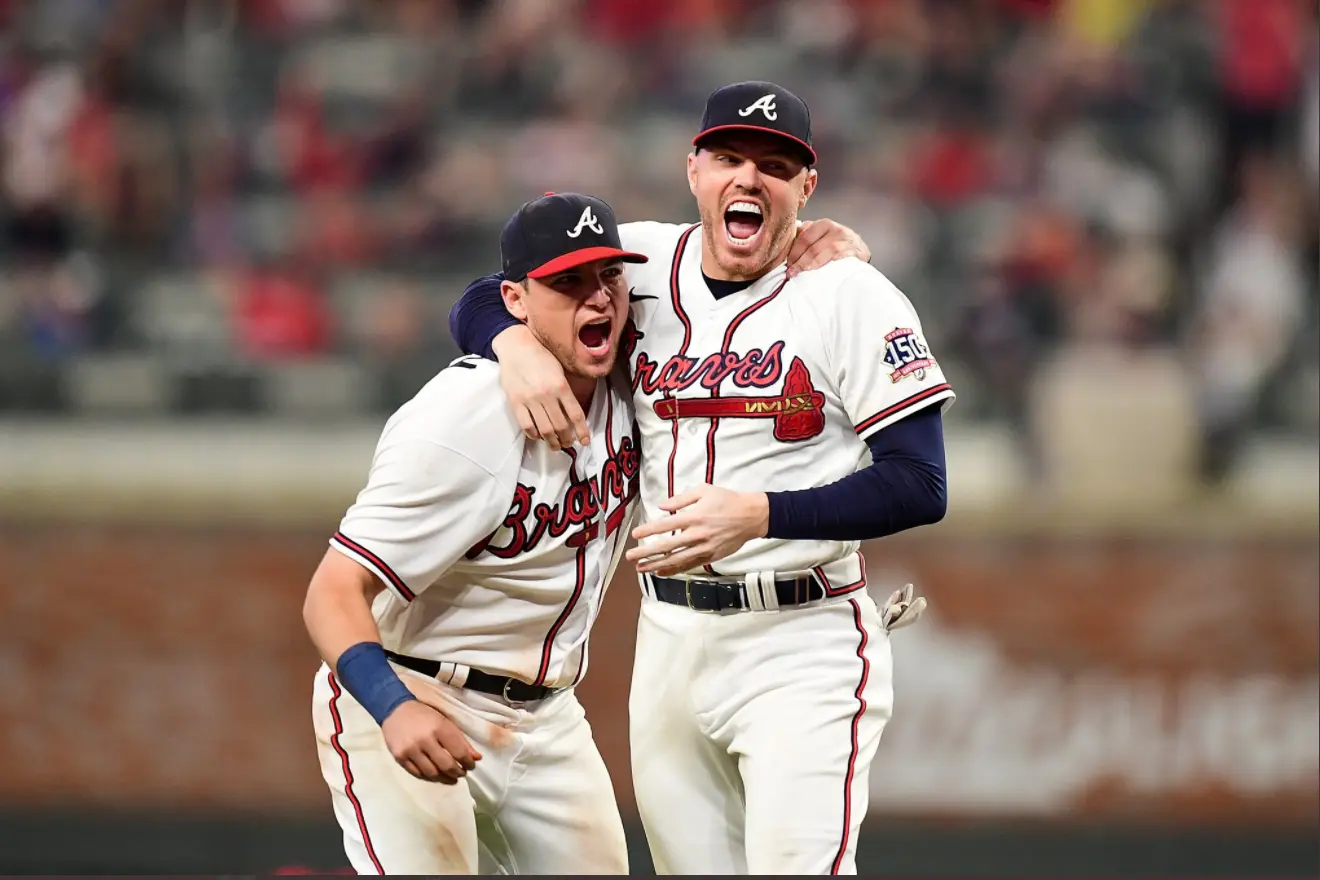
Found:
[384,651,564,705]
[639,552,866,614]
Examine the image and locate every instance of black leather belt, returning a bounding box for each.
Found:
[384,650,558,703]
[648,573,825,612]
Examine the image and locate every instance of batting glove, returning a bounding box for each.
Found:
[881,583,926,632]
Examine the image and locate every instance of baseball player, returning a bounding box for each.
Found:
[303,192,651,875]
[450,81,951,875]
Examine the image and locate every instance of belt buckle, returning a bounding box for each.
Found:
[501,677,525,706]
[685,579,720,613]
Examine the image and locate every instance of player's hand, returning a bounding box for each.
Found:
[785,219,871,279]
[492,324,590,449]
[881,583,927,632]
[627,485,769,576]
[380,700,482,785]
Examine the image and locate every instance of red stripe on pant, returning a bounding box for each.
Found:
[327,671,386,875]
[831,598,871,874]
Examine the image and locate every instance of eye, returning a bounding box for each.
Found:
[717,153,739,165]
[603,266,624,281]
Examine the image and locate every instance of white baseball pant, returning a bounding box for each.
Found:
[629,590,893,874]
[312,663,627,874]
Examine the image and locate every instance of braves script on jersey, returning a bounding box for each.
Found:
[618,220,955,583]
[329,356,640,688]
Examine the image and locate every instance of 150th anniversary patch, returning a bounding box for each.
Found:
[882,328,935,383]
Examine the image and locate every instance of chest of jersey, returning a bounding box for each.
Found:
[622,242,861,496]
[467,387,640,578]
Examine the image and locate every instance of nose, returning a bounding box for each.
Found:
[732,157,763,191]
[585,275,613,306]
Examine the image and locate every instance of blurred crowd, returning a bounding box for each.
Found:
[0,0,1316,481]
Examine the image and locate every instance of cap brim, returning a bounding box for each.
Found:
[694,125,817,165]
[526,247,649,279]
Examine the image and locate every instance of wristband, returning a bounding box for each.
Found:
[335,641,416,726]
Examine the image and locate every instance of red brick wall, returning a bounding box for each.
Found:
[1,523,1314,824]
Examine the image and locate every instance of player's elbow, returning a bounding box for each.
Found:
[924,480,948,526]
[912,466,948,528]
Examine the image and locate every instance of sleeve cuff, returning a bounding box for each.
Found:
[330,531,417,602]
[853,384,955,442]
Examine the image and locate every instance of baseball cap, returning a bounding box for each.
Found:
[500,192,648,282]
[692,81,816,166]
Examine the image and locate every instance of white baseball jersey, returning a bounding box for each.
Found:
[617,221,955,582]
[329,355,640,689]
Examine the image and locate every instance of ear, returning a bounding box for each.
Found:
[687,151,698,197]
[500,279,530,322]
[799,168,818,208]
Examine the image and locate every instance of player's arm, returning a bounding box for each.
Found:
[303,437,512,784]
[303,546,483,786]
[449,272,589,451]
[446,220,874,447]
[629,268,955,574]
[628,408,947,573]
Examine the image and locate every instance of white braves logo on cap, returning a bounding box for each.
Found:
[566,206,604,238]
[738,94,778,121]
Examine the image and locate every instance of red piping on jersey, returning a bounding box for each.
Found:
[832,598,871,874]
[702,279,789,485]
[570,389,614,688]
[605,384,616,456]
[332,532,416,602]
[571,638,589,687]
[535,542,587,686]
[664,224,700,499]
[813,552,868,598]
[534,448,588,687]
[696,275,788,577]
[327,671,386,875]
[853,383,952,437]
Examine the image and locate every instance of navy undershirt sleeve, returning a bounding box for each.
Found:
[765,404,948,541]
[449,272,515,361]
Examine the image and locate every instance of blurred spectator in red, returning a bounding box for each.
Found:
[907,107,997,208]
[269,70,361,195]
[231,258,334,360]
[1213,0,1311,209]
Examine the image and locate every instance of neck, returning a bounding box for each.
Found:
[700,235,791,283]
[567,375,596,413]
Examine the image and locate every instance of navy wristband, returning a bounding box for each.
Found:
[335,641,416,726]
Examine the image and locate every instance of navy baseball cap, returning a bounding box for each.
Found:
[501,192,648,282]
[693,81,816,165]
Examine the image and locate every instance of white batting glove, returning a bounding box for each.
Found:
[881,583,926,632]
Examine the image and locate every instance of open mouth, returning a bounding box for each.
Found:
[578,317,612,355]
[723,200,765,247]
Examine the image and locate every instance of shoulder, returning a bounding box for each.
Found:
[790,258,921,315]
[378,356,523,475]
[619,221,697,259]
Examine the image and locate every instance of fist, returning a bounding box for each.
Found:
[381,700,482,784]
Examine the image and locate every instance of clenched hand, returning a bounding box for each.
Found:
[381,700,482,784]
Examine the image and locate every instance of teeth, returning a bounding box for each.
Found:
[727,201,762,216]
